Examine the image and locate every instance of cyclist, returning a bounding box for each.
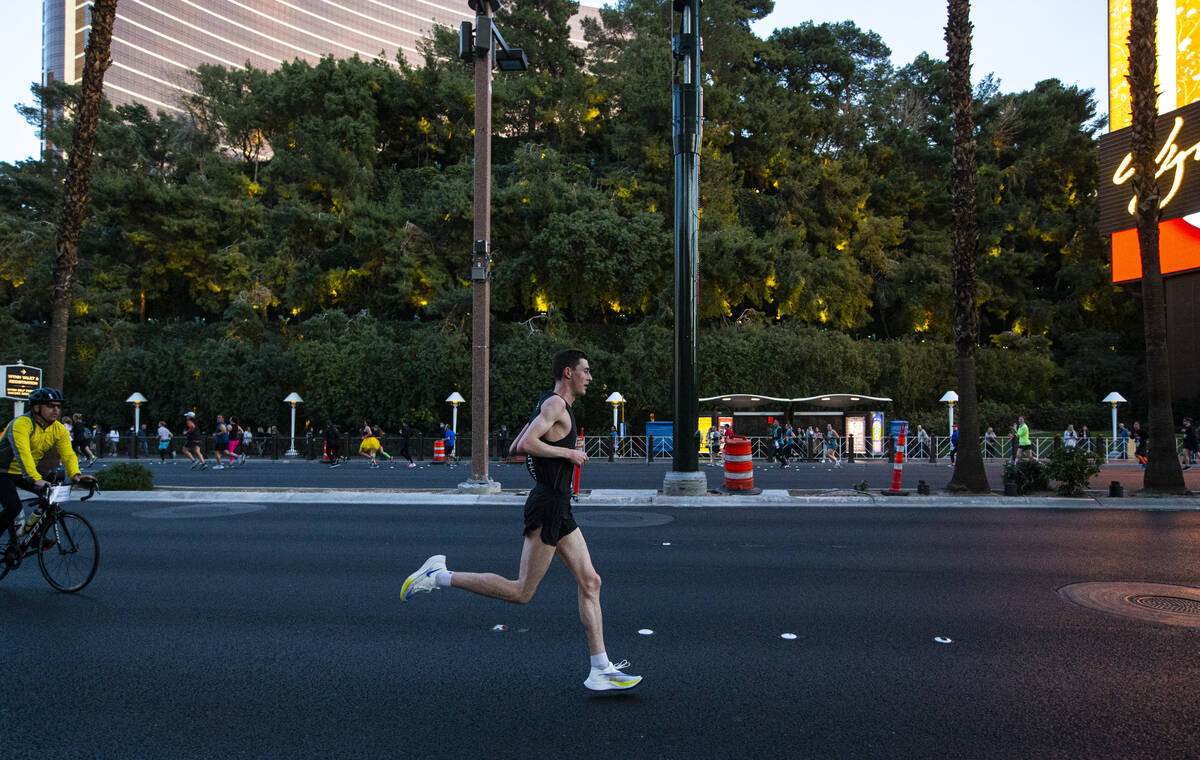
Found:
[0,388,96,549]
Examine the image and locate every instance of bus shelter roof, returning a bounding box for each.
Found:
[699,393,892,409]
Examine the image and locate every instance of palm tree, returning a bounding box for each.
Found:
[48,0,119,389]
[945,0,989,492]
[1128,0,1186,493]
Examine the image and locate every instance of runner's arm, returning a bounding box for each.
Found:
[512,397,586,465]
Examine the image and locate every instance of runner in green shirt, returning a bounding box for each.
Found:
[1016,416,1033,460]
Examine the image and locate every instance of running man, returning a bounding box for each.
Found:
[400,349,642,691]
[398,422,415,468]
[183,413,206,470]
[211,414,231,470]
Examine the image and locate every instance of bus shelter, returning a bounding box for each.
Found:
[699,393,893,456]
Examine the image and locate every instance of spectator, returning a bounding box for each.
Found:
[106,427,120,457]
[984,426,999,458]
[948,424,959,466]
[497,424,510,461]
[1079,425,1091,452]
[1181,417,1196,470]
[916,424,931,459]
[136,423,151,456]
[1116,423,1130,459]
[1132,421,1147,468]
[1063,424,1078,448]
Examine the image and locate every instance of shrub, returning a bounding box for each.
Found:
[95,462,154,491]
[1003,458,1049,495]
[1044,445,1104,497]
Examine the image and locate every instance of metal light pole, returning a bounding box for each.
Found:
[1103,391,1127,460]
[664,0,706,496]
[126,392,146,458]
[284,392,303,456]
[459,0,526,494]
[940,390,959,433]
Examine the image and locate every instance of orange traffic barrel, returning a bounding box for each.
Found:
[722,435,760,494]
[433,439,445,463]
[884,423,908,495]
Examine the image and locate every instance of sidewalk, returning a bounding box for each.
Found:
[102,486,1200,511]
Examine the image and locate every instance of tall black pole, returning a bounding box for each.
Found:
[665,0,706,495]
[461,0,500,493]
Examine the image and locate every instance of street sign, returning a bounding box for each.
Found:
[3,363,43,401]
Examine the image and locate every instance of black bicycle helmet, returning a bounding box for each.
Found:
[28,387,65,405]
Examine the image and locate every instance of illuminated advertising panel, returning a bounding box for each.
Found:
[1105,0,1200,281]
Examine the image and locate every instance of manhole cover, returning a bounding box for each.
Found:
[1128,595,1200,615]
[1059,582,1200,628]
[574,510,674,528]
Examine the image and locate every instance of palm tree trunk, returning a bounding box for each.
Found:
[945,0,989,492]
[1128,0,1186,493]
[47,0,118,389]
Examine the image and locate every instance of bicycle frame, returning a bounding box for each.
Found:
[1,480,99,591]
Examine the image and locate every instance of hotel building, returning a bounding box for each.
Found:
[42,0,600,115]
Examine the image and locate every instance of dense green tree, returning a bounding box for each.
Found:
[0,3,1158,437]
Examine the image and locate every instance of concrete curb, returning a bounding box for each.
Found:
[88,488,1200,511]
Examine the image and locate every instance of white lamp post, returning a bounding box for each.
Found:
[605,392,625,433]
[1102,392,1127,459]
[939,390,959,433]
[126,392,147,456]
[284,392,303,456]
[446,392,466,439]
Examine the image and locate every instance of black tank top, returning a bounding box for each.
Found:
[527,392,578,495]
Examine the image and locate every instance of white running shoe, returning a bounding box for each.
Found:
[584,660,642,691]
[400,554,446,601]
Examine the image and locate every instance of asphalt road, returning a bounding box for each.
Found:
[85,454,1200,494]
[4,498,1200,759]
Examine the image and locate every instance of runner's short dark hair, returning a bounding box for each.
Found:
[553,348,588,379]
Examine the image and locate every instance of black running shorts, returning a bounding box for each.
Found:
[523,487,578,546]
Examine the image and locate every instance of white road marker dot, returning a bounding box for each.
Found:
[661,542,672,546]
[934,636,952,644]
[637,629,654,635]
[780,633,798,640]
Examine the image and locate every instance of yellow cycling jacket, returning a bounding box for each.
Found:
[0,412,81,481]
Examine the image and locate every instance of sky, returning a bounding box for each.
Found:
[0,1,1107,165]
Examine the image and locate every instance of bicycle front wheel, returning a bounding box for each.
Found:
[38,511,99,593]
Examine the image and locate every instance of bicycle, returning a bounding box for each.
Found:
[0,477,100,593]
